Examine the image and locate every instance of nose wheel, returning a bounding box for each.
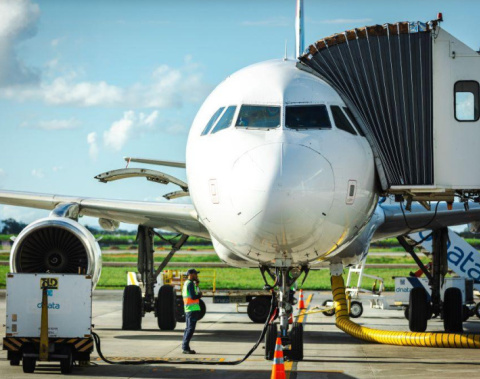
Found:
[261,265,308,361]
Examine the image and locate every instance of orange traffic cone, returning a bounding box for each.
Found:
[298,289,306,310]
[271,337,286,379]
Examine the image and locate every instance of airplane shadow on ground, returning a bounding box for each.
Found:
[27,363,356,379]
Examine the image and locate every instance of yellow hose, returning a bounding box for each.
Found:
[331,275,480,348]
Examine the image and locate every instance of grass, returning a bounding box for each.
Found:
[0,265,420,292]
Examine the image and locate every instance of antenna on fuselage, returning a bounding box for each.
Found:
[284,40,288,61]
[295,0,305,59]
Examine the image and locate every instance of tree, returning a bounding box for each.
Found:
[1,218,27,234]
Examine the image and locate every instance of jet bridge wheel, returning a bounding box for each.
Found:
[408,287,429,332]
[265,323,278,360]
[156,285,177,330]
[289,322,304,361]
[443,287,463,333]
[122,285,143,330]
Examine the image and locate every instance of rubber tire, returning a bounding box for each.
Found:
[404,306,409,320]
[198,299,207,321]
[475,303,480,319]
[10,358,20,366]
[290,322,304,361]
[122,285,143,330]
[463,305,470,322]
[349,301,363,318]
[60,346,73,374]
[443,287,463,333]
[322,300,335,316]
[408,287,429,332]
[22,344,35,374]
[9,352,21,366]
[265,324,278,360]
[156,285,177,330]
[247,296,271,323]
[175,296,186,323]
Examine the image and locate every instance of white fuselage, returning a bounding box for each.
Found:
[186,59,377,267]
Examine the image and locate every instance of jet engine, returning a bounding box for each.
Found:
[9,217,102,287]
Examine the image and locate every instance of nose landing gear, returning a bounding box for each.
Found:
[261,264,308,361]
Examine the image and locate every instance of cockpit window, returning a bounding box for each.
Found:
[201,107,225,136]
[211,106,237,134]
[285,105,331,129]
[235,105,281,129]
[331,106,357,135]
[342,107,365,136]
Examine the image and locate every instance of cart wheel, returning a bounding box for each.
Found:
[349,301,363,318]
[198,299,207,321]
[9,351,21,366]
[322,300,335,316]
[60,346,74,374]
[22,345,36,374]
[247,296,271,323]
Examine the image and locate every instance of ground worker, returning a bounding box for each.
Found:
[182,268,202,354]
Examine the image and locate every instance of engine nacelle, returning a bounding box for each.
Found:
[9,217,102,287]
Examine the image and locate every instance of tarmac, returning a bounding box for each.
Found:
[1,290,480,378]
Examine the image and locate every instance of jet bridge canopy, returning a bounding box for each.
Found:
[299,20,480,201]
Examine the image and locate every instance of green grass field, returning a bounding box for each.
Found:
[0,264,416,291]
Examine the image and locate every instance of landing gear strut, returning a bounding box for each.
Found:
[122,225,189,331]
[399,227,463,333]
[261,264,308,361]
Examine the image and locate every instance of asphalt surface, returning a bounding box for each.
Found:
[1,290,480,378]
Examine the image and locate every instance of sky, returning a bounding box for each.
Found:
[0,0,479,230]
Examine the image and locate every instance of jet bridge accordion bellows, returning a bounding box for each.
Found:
[299,21,438,189]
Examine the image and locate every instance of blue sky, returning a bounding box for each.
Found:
[0,0,479,229]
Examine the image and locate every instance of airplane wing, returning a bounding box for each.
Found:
[373,202,480,241]
[0,190,209,239]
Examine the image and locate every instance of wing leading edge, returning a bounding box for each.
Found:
[0,190,209,239]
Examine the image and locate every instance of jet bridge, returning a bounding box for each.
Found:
[299,20,480,202]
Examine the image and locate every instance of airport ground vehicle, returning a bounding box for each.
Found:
[3,273,94,374]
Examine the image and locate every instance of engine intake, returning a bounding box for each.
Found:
[10,217,102,287]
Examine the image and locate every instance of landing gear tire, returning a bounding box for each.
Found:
[290,322,304,361]
[475,303,480,319]
[349,301,363,318]
[60,346,74,375]
[265,323,278,360]
[22,344,36,374]
[408,287,429,332]
[156,285,177,330]
[247,296,271,323]
[322,300,335,316]
[404,306,409,320]
[463,305,470,322]
[122,285,143,330]
[443,287,463,333]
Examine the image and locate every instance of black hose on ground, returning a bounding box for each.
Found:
[91,293,276,366]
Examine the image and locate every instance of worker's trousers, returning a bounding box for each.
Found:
[182,310,200,351]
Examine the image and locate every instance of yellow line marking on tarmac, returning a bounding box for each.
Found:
[285,293,313,378]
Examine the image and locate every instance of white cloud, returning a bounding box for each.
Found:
[87,132,99,160]
[31,169,44,179]
[241,17,290,27]
[103,110,159,151]
[52,166,63,172]
[0,0,40,87]
[315,18,373,25]
[22,117,81,130]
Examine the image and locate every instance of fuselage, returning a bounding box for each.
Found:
[186,59,378,266]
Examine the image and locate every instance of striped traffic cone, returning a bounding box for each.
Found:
[271,337,286,379]
[298,289,306,310]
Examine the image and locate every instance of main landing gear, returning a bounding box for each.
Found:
[261,263,308,361]
[122,225,189,331]
[399,228,464,333]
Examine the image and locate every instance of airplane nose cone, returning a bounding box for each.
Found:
[230,143,334,251]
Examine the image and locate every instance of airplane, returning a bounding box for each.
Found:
[2,0,480,360]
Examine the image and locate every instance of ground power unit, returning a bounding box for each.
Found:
[3,273,93,374]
